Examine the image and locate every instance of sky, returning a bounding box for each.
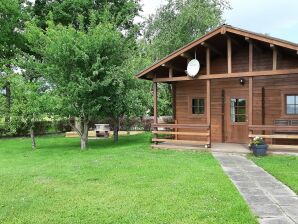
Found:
[139,0,298,43]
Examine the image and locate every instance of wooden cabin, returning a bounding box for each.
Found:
[136,25,298,150]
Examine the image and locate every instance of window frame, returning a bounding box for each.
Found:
[285,94,298,115]
[230,98,247,124]
[188,96,205,117]
[281,90,298,118]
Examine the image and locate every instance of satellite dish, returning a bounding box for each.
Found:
[186,59,200,77]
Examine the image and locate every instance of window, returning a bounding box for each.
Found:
[230,98,246,122]
[286,95,298,115]
[192,98,204,114]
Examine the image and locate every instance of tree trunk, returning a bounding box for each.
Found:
[80,119,89,150]
[113,118,119,143]
[30,127,36,150]
[75,117,81,132]
[4,84,11,123]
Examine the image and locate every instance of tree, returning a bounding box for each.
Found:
[0,0,26,124]
[144,0,229,60]
[7,70,55,149]
[30,0,141,38]
[0,0,25,63]
[25,16,127,150]
[101,49,152,142]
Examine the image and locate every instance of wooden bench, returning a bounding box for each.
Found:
[249,120,298,151]
[249,134,298,139]
[152,123,211,147]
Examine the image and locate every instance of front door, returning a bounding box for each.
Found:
[225,92,249,143]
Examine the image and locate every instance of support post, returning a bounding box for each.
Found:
[171,83,177,140]
[262,87,265,135]
[248,44,253,141]
[221,89,225,142]
[206,79,211,148]
[169,68,173,78]
[206,47,210,75]
[272,46,277,70]
[249,77,253,138]
[227,37,232,74]
[153,82,158,144]
[249,41,253,72]
[172,83,176,120]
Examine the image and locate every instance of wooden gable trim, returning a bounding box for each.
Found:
[136,25,298,79]
[136,26,224,78]
[225,27,298,52]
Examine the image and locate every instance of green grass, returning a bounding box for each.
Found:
[0,134,257,224]
[251,155,298,194]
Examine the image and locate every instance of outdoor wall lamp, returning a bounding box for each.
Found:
[239,78,245,86]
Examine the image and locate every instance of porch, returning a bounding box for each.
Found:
[152,140,298,154]
[152,77,298,149]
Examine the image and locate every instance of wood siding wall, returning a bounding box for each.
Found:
[175,49,298,143]
[176,75,298,143]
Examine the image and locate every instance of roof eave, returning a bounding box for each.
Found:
[136,25,298,80]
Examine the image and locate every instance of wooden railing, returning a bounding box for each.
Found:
[249,125,298,150]
[152,123,211,147]
[249,125,298,132]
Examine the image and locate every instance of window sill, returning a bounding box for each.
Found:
[189,114,205,118]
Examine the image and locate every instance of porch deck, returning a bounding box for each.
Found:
[152,123,298,154]
[152,142,298,154]
[152,142,250,154]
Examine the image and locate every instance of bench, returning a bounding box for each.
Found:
[249,119,298,142]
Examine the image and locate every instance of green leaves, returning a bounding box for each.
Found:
[25,17,129,121]
[31,0,141,33]
[7,72,55,134]
[144,0,229,60]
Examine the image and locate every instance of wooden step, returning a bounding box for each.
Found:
[152,138,208,145]
[152,131,209,136]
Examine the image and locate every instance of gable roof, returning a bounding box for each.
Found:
[136,24,298,79]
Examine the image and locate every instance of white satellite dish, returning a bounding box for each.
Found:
[186,59,200,77]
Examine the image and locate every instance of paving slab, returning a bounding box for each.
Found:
[213,152,298,224]
[260,217,294,224]
[274,197,298,206]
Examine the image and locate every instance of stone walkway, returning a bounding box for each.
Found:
[213,152,298,224]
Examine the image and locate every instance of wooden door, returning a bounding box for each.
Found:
[225,91,249,143]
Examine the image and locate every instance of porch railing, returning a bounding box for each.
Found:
[249,125,298,150]
[152,123,211,147]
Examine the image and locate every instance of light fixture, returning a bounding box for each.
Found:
[239,78,245,86]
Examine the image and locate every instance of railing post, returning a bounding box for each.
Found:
[175,120,178,140]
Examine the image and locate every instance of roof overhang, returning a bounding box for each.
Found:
[136,25,298,80]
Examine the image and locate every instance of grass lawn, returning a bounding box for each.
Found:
[0,133,257,224]
[251,155,298,194]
